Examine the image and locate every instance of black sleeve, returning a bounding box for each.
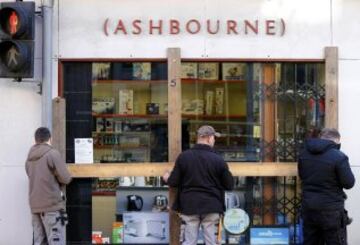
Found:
[167,155,182,187]
[336,156,355,189]
[221,161,234,191]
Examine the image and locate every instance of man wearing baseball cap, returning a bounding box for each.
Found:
[163,125,234,245]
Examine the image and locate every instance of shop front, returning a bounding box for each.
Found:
[5,0,360,245]
[51,1,342,244]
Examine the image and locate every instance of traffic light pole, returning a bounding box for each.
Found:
[41,0,53,130]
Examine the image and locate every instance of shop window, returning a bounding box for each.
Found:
[62,61,325,244]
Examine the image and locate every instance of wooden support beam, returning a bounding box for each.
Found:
[67,162,298,178]
[52,97,66,160]
[325,47,339,129]
[167,47,182,245]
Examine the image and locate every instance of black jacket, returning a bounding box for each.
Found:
[167,144,234,215]
[298,139,355,210]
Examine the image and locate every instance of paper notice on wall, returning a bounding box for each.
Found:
[75,138,94,164]
[253,126,261,138]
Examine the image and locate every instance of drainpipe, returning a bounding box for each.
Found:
[41,0,54,130]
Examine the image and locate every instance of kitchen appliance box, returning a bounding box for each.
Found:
[123,212,169,244]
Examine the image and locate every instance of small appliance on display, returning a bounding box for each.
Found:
[124,220,145,237]
[127,195,143,211]
[123,212,169,243]
[153,195,168,211]
[146,103,159,114]
[119,176,135,186]
[146,220,167,240]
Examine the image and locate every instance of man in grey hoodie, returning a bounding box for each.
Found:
[25,127,72,245]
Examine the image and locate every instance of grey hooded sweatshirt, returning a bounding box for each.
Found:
[25,143,72,213]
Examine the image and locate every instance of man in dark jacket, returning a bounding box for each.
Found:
[26,127,72,245]
[298,128,355,245]
[163,125,234,245]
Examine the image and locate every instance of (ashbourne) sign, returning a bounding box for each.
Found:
[103,18,286,37]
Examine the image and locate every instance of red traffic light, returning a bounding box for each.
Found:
[0,2,35,39]
[0,2,35,78]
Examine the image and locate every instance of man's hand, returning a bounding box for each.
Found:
[162,170,171,183]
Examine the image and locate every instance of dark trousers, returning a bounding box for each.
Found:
[302,209,347,245]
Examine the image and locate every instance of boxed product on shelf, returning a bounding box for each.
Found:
[133,62,151,80]
[92,62,111,80]
[123,212,169,244]
[146,103,160,115]
[205,90,214,115]
[181,62,198,79]
[105,118,114,132]
[92,231,110,244]
[122,119,150,132]
[198,62,219,80]
[119,136,141,147]
[92,98,115,114]
[222,63,247,80]
[96,118,105,132]
[182,99,204,115]
[215,87,224,114]
[119,89,134,115]
[114,120,122,133]
[112,222,124,244]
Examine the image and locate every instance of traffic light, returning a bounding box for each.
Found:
[0,1,35,79]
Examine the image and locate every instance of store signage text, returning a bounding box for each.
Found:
[103,18,286,37]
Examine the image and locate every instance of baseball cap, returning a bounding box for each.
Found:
[197,125,221,137]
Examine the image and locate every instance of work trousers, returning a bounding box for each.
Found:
[32,210,67,245]
[302,208,347,245]
[180,213,220,245]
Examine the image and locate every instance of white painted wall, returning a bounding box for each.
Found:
[1,0,360,244]
[0,0,54,244]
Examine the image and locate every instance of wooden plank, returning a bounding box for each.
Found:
[52,97,66,160]
[67,162,298,178]
[168,48,182,160]
[167,48,182,245]
[325,47,339,129]
[263,64,276,225]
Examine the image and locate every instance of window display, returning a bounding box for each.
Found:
[91,61,169,164]
[63,60,325,244]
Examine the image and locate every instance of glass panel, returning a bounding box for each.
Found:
[91,61,168,164]
[64,61,325,244]
[181,62,262,162]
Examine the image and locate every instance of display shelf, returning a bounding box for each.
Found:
[182,114,246,120]
[92,113,167,119]
[94,145,149,149]
[182,78,246,84]
[93,80,167,84]
[93,131,151,135]
[92,191,116,196]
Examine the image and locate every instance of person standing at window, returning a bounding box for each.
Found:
[298,128,355,245]
[25,127,72,245]
[163,125,234,245]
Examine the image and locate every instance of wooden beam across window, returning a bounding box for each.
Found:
[67,162,298,178]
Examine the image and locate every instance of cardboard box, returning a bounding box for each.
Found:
[92,98,115,114]
[215,87,224,114]
[123,212,169,244]
[119,89,134,114]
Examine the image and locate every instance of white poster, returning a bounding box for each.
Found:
[75,138,94,164]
